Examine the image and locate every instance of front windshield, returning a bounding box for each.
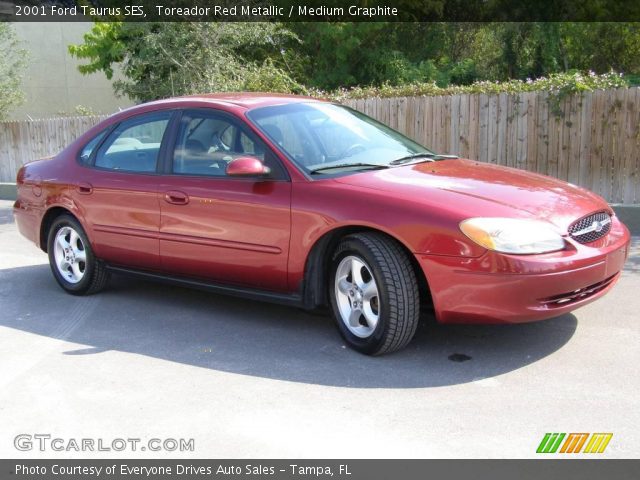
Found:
[246,102,434,175]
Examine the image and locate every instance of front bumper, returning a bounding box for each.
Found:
[418,216,631,324]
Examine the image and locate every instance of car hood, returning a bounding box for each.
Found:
[333,159,610,231]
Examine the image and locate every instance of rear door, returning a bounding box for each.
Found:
[77,111,173,270]
[157,109,292,292]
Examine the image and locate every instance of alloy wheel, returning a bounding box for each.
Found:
[334,255,380,338]
[53,226,87,284]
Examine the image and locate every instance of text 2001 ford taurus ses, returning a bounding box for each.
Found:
[14,94,630,355]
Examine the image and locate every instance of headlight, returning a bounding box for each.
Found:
[459,217,565,254]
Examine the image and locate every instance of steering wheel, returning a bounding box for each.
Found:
[208,153,234,171]
[213,160,229,169]
[211,132,230,152]
[340,143,366,158]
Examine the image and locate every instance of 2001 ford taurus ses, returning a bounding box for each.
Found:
[14,93,630,355]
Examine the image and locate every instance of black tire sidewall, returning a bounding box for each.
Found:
[47,215,96,294]
[328,237,393,355]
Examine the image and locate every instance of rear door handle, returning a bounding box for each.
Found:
[164,190,189,205]
[77,182,93,195]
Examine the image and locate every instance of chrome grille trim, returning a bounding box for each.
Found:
[568,211,612,244]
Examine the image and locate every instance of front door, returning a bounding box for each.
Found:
[158,109,291,292]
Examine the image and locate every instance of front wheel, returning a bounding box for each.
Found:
[47,215,110,295]
[329,233,420,355]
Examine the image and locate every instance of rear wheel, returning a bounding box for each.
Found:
[329,233,420,355]
[47,215,110,295]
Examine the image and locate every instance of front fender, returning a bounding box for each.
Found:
[288,180,486,291]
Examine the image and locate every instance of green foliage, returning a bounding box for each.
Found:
[290,22,640,90]
[559,23,640,74]
[288,23,451,89]
[0,24,28,120]
[69,21,640,106]
[323,72,629,101]
[56,105,100,117]
[69,22,304,102]
[68,22,126,80]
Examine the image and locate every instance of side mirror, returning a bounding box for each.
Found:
[225,157,270,177]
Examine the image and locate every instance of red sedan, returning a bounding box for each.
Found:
[14,94,630,355]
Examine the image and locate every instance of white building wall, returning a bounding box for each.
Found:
[8,22,133,120]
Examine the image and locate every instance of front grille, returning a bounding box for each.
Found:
[568,211,612,244]
[539,274,618,308]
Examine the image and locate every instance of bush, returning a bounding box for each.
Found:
[322,71,629,101]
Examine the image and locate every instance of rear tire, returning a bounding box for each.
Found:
[329,233,420,355]
[47,215,110,295]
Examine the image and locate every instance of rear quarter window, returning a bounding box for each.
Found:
[78,130,107,165]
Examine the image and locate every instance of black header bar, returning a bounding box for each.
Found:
[2,0,640,22]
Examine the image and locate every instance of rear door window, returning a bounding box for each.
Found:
[94,112,171,173]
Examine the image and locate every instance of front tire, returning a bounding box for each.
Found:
[329,233,420,355]
[47,215,110,295]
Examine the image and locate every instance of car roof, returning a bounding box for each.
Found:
[129,93,329,112]
[181,92,327,108]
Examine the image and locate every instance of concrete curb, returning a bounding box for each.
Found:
[0,183,16,201]
[0,182,639,235]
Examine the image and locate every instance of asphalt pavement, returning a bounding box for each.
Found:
[0,200,638,458]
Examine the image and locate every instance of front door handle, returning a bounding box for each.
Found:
[77,182,93,195]
[164,190,189,205]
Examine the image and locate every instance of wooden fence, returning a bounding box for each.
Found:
[344,88,640,204]
[1,88,639,203]
[0,115,108,184]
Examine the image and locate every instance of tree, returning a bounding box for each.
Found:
[69,22,305,102]
[0,24,28,120]
[559,23,640,74]
[70,21,640,99]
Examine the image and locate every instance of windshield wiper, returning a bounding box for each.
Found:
[389,152,458,165]
[389,153,437,165]
[309,163,389,174]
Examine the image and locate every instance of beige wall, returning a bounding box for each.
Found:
[8,22,133,120]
